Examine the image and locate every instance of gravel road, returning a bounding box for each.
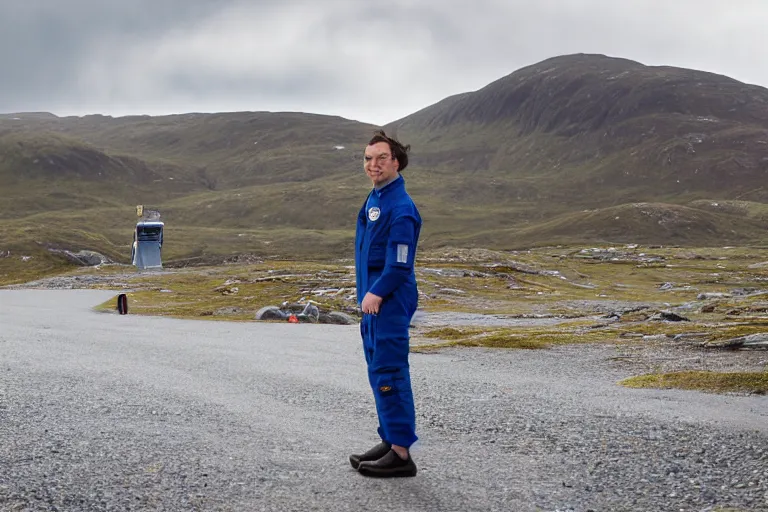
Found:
[1,289,767,512]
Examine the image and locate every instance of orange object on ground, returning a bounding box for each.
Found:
[288,315,299,323]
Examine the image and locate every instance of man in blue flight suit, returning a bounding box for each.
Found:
[350,130,422,478]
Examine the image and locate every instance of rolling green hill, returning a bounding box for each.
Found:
[2,112,378,188]
[1,53,768,280]
[0,130,208,218]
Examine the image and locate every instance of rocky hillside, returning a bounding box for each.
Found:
[388,53,768,205]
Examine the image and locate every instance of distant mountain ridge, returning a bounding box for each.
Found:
[378,54,768,242]
[389,54,768,132]
[1,53,767,268]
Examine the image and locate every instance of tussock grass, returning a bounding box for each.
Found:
[620,371,768,394]
[422,327,486,339]
[416,325,615,351]
[705,321,768,341]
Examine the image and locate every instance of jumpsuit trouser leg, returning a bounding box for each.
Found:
[361,288,418,449]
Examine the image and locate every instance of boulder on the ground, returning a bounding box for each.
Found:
[296,303,320,323]
[697,292,731,300]
[255,306,287,321]
[318,311,356,325]
[256,304,357,324]
[649,310,690,322]
[56,250,110,266]
[704,333,768,350]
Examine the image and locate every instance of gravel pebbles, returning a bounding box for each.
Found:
[1,289,766,511]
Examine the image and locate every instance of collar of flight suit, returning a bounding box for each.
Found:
[373,173,404,198]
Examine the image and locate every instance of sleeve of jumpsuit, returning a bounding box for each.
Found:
[368,213,418,299]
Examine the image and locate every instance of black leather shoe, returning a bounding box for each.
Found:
[357,449,417,477]
[349,441,391,469]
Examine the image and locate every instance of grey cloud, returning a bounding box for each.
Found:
[1,0,767,124]
[0,0,234,109]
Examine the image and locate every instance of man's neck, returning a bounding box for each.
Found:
[374,174,399,191]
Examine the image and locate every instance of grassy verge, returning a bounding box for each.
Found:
[7,244,768,357]
[620,371,768,394]
[91,260,359,321]
[415,322,614,351]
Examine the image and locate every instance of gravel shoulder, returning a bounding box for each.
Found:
[1,289,767,512]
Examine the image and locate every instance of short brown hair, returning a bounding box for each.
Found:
[368,129,410,172]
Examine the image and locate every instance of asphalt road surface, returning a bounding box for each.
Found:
[1,290,767,512]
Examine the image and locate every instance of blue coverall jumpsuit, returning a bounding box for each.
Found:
[355,174,422,449]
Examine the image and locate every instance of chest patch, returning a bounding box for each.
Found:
[368,207,381,221]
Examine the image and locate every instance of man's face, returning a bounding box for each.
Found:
[364,141,399,186]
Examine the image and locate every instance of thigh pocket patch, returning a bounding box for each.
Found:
[375,374,403,398]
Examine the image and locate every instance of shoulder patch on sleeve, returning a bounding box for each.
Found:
[397,244,409,263]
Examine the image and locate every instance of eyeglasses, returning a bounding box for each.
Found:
[364,154,392,166]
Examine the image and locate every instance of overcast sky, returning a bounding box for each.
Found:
[1,0,766,125]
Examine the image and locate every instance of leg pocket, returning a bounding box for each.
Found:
[375,373,400,397]
[371,369,417,448]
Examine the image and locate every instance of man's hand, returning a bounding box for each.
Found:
[361,292,383,314]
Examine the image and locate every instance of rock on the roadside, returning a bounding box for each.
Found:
[297,304,320,323]
[256,305,356,324]
[318,311,357,325]
[255,306,287,321]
